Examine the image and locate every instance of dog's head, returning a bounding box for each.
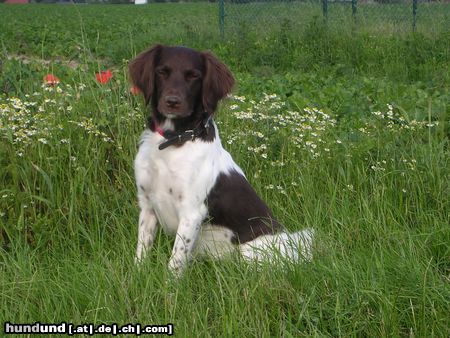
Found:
[129,44,234,119]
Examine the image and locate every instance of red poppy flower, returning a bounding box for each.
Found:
[43,74,60,86]
[130,85,141,95]
[95,70,113,84]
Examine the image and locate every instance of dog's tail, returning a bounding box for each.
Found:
[239,228,315,264]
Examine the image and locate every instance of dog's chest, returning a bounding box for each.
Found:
[135,130,223,234]
[143,161,185,234]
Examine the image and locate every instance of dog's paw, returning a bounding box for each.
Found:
[134,249,147,266]
[168,257,185,278]
[134,255,143,265]
[135,244,148,265]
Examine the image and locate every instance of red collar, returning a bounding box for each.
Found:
[154,124,166,137]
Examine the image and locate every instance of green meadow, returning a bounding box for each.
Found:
[0,3,449,337]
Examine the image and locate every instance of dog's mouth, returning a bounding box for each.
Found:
[159,109,193,119]
[161,112,191,120]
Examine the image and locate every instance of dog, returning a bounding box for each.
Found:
[129,45,313,275]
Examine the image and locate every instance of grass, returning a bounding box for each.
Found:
[1,3,449,337]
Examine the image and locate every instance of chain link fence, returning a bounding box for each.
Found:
[218,0,450,37]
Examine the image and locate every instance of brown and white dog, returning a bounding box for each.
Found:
[129,45,313,275]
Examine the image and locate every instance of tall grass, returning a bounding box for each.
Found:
[1,3,449,337]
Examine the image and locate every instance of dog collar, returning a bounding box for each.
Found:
[156,116,212,150]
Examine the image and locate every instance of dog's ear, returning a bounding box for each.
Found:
[201,51,235,114]
[129,44,163,105]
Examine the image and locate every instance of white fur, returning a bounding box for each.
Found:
[134,121,313,275]
[239,228,315,263]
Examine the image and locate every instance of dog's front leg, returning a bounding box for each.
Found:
[168,209,205,276]
[135,206,158,264]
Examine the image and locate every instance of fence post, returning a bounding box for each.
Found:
[322,0,328,20]
[412,0,417,32]
[352,0,357,20]
[219,0,225,38]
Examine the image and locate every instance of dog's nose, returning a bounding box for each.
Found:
[165,95,181,108]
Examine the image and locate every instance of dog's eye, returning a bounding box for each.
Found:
[185,70,200,81]
[156,67,169,77]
